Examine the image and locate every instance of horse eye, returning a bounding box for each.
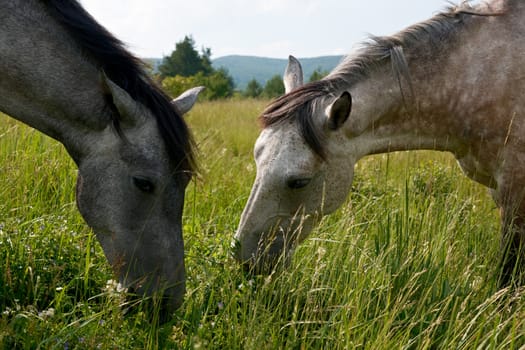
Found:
[133,177,155,193]
[286,178,311,190]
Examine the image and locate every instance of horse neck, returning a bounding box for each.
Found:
[343,65,465,158]
[342,10,517,160]
[0,1,109,162]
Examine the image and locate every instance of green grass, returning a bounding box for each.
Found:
[0,100,524,349]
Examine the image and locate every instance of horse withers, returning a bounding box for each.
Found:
[234,0,525,285]
[0,0,203,319]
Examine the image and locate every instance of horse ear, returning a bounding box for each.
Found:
[171,86,205,116]
[327,92,352,131]
[100,71,145,127]
[283,55,304,93]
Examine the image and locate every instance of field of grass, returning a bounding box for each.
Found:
[0,100,524,349]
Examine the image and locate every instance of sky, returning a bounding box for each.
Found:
[80,0,458,60]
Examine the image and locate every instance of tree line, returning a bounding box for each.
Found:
[156,35,328,100]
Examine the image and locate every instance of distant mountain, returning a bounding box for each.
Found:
[212,55,344,90]
[143,55,345,90]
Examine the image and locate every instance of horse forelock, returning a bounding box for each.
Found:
[44,0,196,174]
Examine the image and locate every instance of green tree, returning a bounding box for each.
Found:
[243,79,263,98]
[309,67,329,82]
[159,35,212,78]
[159,35,235,100]
[162,69,234,101]
[263,75,285,98]
[161,74,203,99]
[200,47,213,76]
[206,68,235,100]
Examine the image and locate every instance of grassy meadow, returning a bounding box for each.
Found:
[0,99,524,349]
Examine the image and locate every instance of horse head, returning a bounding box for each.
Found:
[75,75,203,315]
[233,56,355,273]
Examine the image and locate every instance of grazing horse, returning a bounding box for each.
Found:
[234,0,525,285]
[0,0,203,317]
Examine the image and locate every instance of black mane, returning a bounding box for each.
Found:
[44,0,196,173]
[259,2,504,159]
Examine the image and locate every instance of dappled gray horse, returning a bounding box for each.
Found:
[0,0,203,317]
[234,0,525,285]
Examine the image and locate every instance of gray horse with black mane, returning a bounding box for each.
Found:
[234,0,525,286]
[1,0,203,319]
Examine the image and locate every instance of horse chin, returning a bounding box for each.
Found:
[234,217,317,275]
[122,279,185,324]
[241,250,293,275]
[236,234,295,275]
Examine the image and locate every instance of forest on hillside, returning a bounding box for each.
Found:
[147,35,343,99]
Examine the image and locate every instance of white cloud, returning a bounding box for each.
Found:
[244,0,319,15]
[80,0,449,58]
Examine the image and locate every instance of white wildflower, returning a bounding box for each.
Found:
[38,308,55,319]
